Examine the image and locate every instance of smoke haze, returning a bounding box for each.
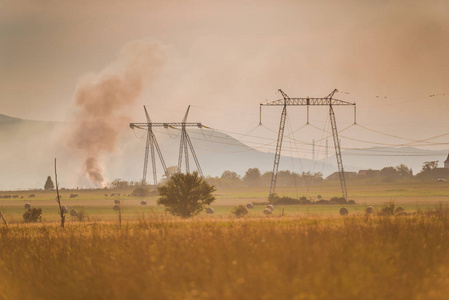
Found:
[67,40,165,186]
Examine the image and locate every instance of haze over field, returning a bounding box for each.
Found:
[1,0,449,188]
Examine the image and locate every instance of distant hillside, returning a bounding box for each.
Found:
[0,113,446,189]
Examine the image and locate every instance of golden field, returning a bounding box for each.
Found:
[1,213,449,300]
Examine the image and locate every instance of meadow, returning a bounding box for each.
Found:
[1,214,449,299]
[1,181,449,299]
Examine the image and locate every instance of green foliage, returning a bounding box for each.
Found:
[23,208,42,223]
[157,172,216,218]
[379,201,396,216]
[243,168,261,186]
[231,205,248,217]
[329,197,347,204]
[44,176,54,190]
[132,187,150,197]
[110,179,129,189]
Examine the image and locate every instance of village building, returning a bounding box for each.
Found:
[445,153,449,169]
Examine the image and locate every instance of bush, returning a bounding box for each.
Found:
[157,172,216,218]
[23,208,42,223]
[274,197,300,205]
[379,201,395,216]
[329,197,347,204]
[232,205,248,218]
[132,187,150,197]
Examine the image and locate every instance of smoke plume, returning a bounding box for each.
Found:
[68,39,165,186]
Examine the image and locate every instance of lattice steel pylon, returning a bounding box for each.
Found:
[260,89,356,202]
[177,106,203,176]
[130,106,169,186]
[130,105,204,184]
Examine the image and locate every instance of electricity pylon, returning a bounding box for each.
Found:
[260,89,356,202]
[130,106,169,186]
[130,105,203,185]
[177,105,203,176]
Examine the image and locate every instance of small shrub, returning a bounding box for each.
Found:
[132,187,151,197]
[329,197,347,204]
[379,201,395,216]
[275,197,300,205]
[232,205,248,218]
[23,208,42,223]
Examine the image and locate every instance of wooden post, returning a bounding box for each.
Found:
[55,158,65,228]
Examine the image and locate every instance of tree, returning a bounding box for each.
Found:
[243,168,261,186]
[220,170,240,181]
[395,164,413,177]
[422,161,439,172]
[157,172,216,218]
[44,176,54,190]
[110,179,129,189]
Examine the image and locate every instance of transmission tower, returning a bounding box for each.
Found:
[260,89,356,201]
[177,106,203,176]
[130,105,204,184]
[129,106,169,186]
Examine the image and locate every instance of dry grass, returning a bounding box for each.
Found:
[1,213,449,300]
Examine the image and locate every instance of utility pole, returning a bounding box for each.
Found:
[260,89,356,202]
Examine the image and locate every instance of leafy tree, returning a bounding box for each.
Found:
[380,166,398,178]
[422,161,439,172]
[221,170,240,181]
[243,168,261,186]
[157,172,216,218]
[110,179,129,189]
[395,164,413,177]
[44,176,54,190]
[231,205,248,217]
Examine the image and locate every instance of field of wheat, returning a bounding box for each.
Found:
[1,211,449,300]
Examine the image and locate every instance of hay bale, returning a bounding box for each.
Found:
[113,204,121,211]
[70,209,78,217]
[263,208,272,215]
[266,204,274,211]
[366,206,374,214]
[114,199,120,204]
[24,203,31,209]
[61,206,69,214]
[339,207,349,216]
[246,203,254,209]
[395,207,404,213]
[206,207,214,214]
[141,200,147,206]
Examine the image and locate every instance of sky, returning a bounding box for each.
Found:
[1,0,449,184]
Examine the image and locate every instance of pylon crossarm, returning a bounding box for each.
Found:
[261,98,355,106]
[130,122,202,128]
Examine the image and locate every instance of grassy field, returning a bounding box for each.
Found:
[1,181,448,222]
[1,182,449,299]
[1,214,449,299]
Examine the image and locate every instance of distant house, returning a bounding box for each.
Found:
[326,171,357,180]
[357,169,380,177]
[445,154,449,169]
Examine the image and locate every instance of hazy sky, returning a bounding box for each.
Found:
[1,0,449,151]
